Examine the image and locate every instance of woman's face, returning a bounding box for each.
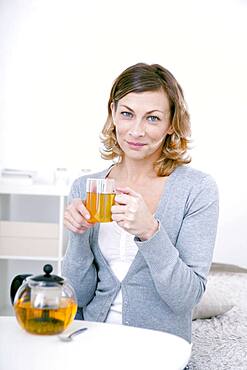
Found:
[111,89,173,163]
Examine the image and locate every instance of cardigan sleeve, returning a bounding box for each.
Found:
[62,177,97,307]
[135,174,219,314]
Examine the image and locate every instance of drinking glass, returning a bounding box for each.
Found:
[85,178,116,223]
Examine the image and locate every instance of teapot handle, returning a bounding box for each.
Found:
[10,274,32,305]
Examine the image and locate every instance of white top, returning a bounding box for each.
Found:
[98,222,138,323]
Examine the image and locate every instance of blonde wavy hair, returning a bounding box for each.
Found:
[100,63,191,176]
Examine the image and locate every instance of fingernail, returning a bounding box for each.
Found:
[85,214,90,220]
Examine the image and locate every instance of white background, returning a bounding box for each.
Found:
[0,0,247,266]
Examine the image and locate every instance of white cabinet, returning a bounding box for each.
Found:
[0,182,70,315]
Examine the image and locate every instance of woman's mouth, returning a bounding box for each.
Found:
[126,141,146,148]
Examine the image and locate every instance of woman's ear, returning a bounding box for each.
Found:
[110,102,114,113]
[110,102,116,126]
[167,125,174,135]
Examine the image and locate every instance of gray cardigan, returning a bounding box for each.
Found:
[62,165,219,343]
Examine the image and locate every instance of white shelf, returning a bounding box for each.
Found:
[0,255,62,261]
[0,183,69,315]
[0,221,60,258]
[0,181,70,196]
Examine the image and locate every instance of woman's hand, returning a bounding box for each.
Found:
[111,187,159,241]
[64,198,94,234]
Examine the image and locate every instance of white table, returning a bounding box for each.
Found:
[0,316,191,370]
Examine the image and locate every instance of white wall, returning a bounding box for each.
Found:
[0,0,247,266]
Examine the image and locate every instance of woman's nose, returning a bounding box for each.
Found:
[129,119,145,137]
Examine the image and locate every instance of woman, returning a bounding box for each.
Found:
[62,63,219,344]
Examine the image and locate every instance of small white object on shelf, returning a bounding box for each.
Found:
[0,168,37,185]
[54,168,69,186]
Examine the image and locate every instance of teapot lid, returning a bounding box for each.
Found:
[31,264,64,284]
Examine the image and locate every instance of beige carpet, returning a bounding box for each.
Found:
[189,266,247,370]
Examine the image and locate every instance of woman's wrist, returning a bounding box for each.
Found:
[138,218,159,241]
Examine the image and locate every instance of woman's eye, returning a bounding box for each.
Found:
[147,115,160,123]
[120,111,133,118]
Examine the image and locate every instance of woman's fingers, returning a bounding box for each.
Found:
[68,199,90,220]
[111,206,135,223]
[115,193,138,207]
[114,193,129,205]
[111,204,127,214]
[64,214,93,233]
[116,187,139,197]
[78,200,91,221]
[112,188,139,225]
[112,186,157,240]
[64,198,92,233]
[64,208,83,229]
[64,218,85,233]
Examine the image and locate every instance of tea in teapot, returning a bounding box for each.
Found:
[12,264,77,335]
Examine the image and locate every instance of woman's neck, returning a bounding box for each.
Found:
[112,158,157,184]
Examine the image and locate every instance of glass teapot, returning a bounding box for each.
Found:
[11,264,77,335]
